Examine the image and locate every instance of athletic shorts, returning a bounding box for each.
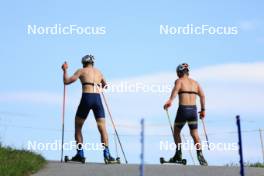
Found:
[174,105,198,130]
[76,93,105,119]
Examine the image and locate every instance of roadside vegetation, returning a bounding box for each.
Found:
[0,144,46,176]
[226,162,264,168]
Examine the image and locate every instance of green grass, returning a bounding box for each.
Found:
[225,162,264,168]
[246,162,264,168]
[0,145,46,176]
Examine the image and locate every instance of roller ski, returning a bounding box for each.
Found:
[197,150,208,166]
[103,146,121,164]
[104,156,121,164]
[160,157,187,165]
[160,150,187,165]
[64,154,86,164]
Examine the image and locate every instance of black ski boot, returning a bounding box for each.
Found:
[169,148,182,162]
[70,154,85,163]
[160,148,186,165]
[197,150,208,166]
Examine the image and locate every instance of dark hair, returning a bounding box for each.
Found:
[83,62,94,67]
[177,69,189,77]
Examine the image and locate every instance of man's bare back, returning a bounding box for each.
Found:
[177,77,201,106]
[165,76,205,108]
[63,65,106,93]
[76,67,106,93]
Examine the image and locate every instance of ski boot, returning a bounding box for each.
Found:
[65,154,85,164]
[169,149,182,162]
[160,149,187,165]
[197,150,208,166]
[103,146,120,164]
[169,149,187,165]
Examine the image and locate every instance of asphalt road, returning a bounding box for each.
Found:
[32,161,264,176]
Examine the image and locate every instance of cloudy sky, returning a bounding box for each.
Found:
[0,0,264,165]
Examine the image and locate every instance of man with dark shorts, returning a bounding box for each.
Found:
[164,63,208,166]
[61,54,116,162]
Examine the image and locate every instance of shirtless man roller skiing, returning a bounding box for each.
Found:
[164,63,208,166]
[61,54,117,163]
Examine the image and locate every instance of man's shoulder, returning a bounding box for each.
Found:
[75,68,83,74]
[190,78,200,87]
[188,77,198,83]
[94,67,103,74]
[93,67,100,71]
[175,78,182,84]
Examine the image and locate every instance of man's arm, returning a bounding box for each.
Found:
[62,62,81,85]
[100,71,107,89]
[101,78,107,89]
[164,79,181,109]
[169,79,181,101]
[197,83,206,118]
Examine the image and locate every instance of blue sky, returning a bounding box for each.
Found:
[0,0,264,165]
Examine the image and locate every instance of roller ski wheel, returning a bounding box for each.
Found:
[64,155,85,164]
[104,157,121,164]
[160,157,187,165]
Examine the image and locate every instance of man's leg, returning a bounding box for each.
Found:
[170,125,183,161]
[172,105,186,161]
[95,118,109,146]
[174,126,182,145]
[190,128,208,166]
[74,116,86,159]
[190,129,201,150]
[96,117,115,161]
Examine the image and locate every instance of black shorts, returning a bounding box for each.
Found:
[175,105,198,130]
[76,93,105,119]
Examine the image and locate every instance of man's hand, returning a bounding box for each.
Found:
[199,110,206,119]
[164,99,172,110]
[61,62,68,71]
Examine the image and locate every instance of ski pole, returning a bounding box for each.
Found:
[165,109,174,135]
[165,109,195,165]
[101,92,128,164]
[113,133,119,159]
[182,134,196,165]
[259,129,264,164]
[201,118,210,150]
[60,84,66,163]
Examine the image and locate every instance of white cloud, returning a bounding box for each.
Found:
[107,61,264,115]
[0,91,61,105]
[1,62,264,121]
[192,62,264,83]
[106,62,264,88]
[88,62,264,137]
